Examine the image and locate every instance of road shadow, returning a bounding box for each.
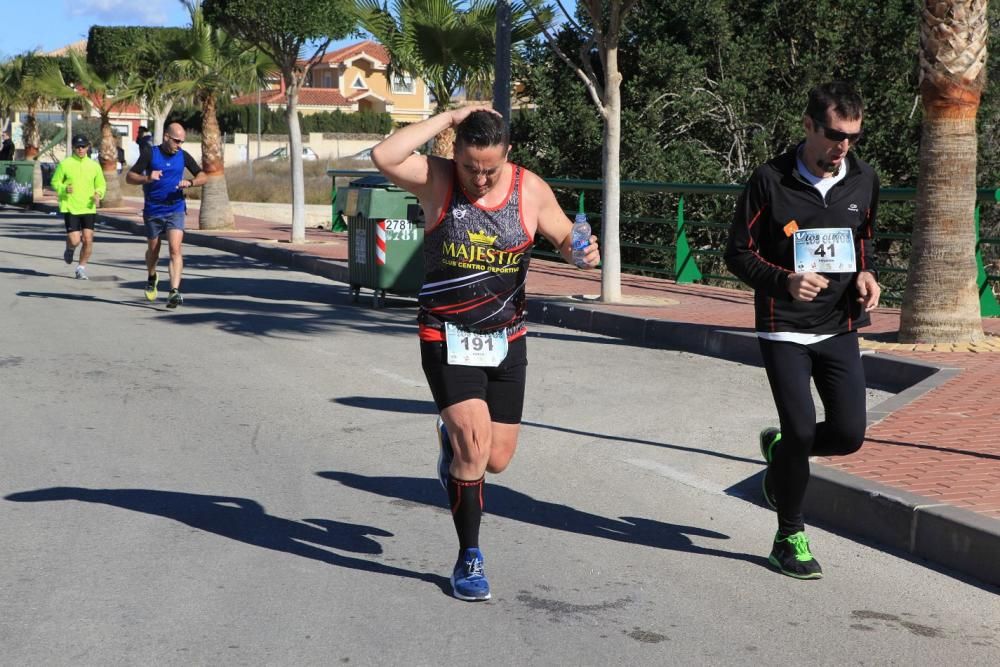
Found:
[0,267,52,278]
[317,471,769,568]
[5,486,449,593]
[16,280,417,337]
[18,290,161,310]
[332,395,760,465]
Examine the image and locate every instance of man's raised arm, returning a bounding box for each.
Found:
[371,105,495,198]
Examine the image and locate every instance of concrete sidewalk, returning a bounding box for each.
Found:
[30,194,1000,589]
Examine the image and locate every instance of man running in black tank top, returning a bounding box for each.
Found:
[372,106,601,601]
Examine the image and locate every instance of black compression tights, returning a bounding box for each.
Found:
[759,332,867,536]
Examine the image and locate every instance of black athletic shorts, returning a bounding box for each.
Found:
[64,213,97,232]
[420,335,528,424]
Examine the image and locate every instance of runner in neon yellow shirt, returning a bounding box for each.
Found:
[51,134,106,279]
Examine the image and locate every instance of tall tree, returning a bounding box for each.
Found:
[529,0,639,303]
[357,0,551,156]
[900,0,988,342]
[0,57,26,136]
[203,0,356,244]
[169,0,273,230]
[88,26,190,144]
[8,52,48,160]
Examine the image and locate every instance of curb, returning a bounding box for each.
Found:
[38,202,1000,588]
[805,466,1000,587]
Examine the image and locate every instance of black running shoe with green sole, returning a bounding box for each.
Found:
[144,273,159,301]
[166,289,183,309]
[769,531,823,579]
[759,427,780,510]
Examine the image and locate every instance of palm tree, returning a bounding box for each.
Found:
[15,52,49,160]
[0,57,24,135]
[66,50,139,208]
[899,0,987,343]
[167,1,272,230]
[12,52,73,198]
[357,0,551,156]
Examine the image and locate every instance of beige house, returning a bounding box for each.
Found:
[232,40,432,124]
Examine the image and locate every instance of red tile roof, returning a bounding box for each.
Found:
[317,40,389,66]
[231,88,352,107]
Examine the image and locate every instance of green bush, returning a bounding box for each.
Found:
[170,104,391,137]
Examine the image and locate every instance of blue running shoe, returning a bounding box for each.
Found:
[436,416,453,491]
[451,547,491,601]
[759,427,781,510]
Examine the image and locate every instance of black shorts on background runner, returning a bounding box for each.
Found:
[64,213,97,232]
[420,336,528,424]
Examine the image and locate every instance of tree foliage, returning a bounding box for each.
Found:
[174,105,392,135]
[202,0,357,243]
[203,0,357,72]
[87,26,189,79]
[513,0,1000,288]
[357,0,551,112]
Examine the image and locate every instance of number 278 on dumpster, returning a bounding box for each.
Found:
[384,219,416,241]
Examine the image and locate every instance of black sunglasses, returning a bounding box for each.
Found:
[167,136,185,144]
[811,117,863,144]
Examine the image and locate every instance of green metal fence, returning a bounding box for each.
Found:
[325,169,1000,317]
[542,179,1000,317]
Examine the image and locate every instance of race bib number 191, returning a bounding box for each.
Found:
[793,227,857,273]
[445,323,508,367]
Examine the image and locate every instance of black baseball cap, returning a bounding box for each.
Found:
[72,134,90,147]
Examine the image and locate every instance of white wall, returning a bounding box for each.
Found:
[221,133,383,164]
[41,132,383,167]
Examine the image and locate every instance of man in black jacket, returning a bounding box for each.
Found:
[725,81,881,579]
[0,130,14,160]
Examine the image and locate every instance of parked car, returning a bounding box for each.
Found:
[255,146,319,162]
[346,147,374,162]
[345,147,418,162]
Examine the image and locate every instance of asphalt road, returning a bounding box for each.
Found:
[1,209,997,666]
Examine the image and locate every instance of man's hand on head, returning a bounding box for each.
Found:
[450,104,501,127]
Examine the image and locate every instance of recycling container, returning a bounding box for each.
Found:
[343,176,424,307]
[0,160,35,205]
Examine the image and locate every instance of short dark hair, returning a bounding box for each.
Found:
[455,110,509,150]
[806,81,863,123]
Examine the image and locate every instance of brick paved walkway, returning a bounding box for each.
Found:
[40,193,1000,528]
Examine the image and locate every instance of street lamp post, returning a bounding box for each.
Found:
[493,0,512,124]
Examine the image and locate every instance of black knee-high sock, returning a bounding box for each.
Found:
[448,475,484,551]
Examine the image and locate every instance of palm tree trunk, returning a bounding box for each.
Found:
[150,102,174,145]
[430,99,455,157]
[198,94,234,230]
[899,0,987,343]
[98,117,122,208]
[32,161,43,202]
[23,110,38,158]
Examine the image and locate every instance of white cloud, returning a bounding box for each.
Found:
[66,0,170,24]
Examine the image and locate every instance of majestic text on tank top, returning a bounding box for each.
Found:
[418,164,534,336]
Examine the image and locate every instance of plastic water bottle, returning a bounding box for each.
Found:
[571,192,591,268]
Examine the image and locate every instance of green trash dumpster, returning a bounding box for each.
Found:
[0,161,36,206]
[345,176,424,308]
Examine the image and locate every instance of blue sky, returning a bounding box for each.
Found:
[2,0,579,59]
[2,0,192,57]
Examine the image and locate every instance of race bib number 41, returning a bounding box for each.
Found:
[445,323,508,367]
[793,227,856,273]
